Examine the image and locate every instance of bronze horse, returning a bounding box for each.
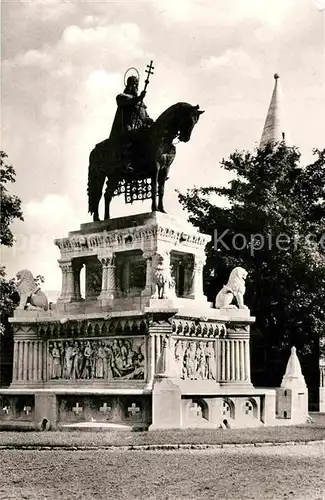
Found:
[88,102,204,221]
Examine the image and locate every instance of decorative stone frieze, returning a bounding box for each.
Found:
[54,224,210,254]
[35,317,149,339]
[171,319,226,338]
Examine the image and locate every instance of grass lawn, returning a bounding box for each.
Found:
[0,413,324,448]
[0,444,324,499]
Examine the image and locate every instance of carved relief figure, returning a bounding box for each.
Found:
[215,267,248,310]
[205,342,217,380]
[119,340,128,368]
[125,340,134,367]
[71,341,82,379]
[175,340,185,378]
[83,341,93,379]
[184,342,196,379]
[151,252,174,299]
[135,345,145,367]
[63,342,74,379]
[95,343,106,378]
[104,341,114,379]
[49,337,145,381]
[87,267,102,297]
[195,342,206,380]
[51,342,61,379]
[152,262,167,299]
[16,269,48,311]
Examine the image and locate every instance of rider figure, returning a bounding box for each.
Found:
[109,75,153,172]
[111,75,153,134]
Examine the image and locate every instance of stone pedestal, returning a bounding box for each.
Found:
[1,211,296,431]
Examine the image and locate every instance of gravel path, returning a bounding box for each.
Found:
[0,444,324,499]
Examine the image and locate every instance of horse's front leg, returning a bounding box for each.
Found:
[151,168,158,212]
[104,194,111,220]
[157,169,167,213]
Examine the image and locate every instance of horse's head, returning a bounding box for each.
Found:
[178,104,204,142]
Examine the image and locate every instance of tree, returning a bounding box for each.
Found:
[0,151,23,246]
[0,152,23,385]
[178,143,325,390]
[0,151,23,329]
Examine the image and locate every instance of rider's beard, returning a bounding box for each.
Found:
[129,86,138,97]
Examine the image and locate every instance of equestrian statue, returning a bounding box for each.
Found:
[88,62,204,221]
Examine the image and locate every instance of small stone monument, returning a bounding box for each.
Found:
[276,346,308,424]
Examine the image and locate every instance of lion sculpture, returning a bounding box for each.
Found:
[16,269,49,311]
[215,267,248,310]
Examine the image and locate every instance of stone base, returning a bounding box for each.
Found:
[0,390,152,430]
[0,384,310,430]
[150,377,181,430]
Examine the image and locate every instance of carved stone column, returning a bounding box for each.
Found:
[189,254,206,302]
[244,339,251,382]
[98,254,117,301]
[147,333,156,385]
[73,262,83,301]
[12,340,19,382]
[141,251,155,297]
[183,256,194,298]
[58,260,76,302]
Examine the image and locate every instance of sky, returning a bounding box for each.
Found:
[1,0,325,294]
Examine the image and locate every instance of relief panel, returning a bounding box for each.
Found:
[48,336,145,381]
[174,339,217,381]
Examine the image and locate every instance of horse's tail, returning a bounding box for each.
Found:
[87,146,105,215]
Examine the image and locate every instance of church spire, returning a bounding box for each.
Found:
[260,73,286,148]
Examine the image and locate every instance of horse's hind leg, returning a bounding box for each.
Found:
[104,177,119,220]
[88,153,106,222]
[92,174,105,222]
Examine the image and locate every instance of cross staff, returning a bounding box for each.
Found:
[133,60,154,129]
[143,60,155,94]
